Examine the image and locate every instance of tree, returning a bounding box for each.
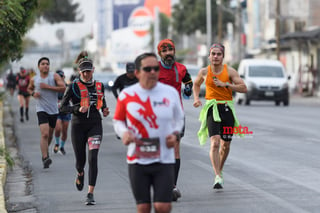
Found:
[0,0,38,67]
[0,0,82,67]
[149,12,171,49]
[39,0,83,24]
[171,0,234,40]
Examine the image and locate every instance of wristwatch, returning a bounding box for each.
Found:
[225,82,230,88]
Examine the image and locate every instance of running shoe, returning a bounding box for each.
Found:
[20,117,24,123]
[25,113,29,121]
[53,144,59,153]
[75,172,84,191]
[172,187,182,201]
[42,157,52,169]
[213,175,223,189]
[59,147,66,155]
[85,193,96,205]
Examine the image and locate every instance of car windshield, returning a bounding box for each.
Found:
[248,66,284,78]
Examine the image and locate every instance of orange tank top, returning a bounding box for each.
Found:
[205,64,232,101]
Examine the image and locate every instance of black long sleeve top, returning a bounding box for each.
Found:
[59,78,107,124]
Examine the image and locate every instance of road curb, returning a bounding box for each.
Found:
[0,101,8,213]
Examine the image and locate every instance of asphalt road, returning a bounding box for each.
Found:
[4,91,320,213]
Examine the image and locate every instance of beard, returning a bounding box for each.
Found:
[162,55,175,67]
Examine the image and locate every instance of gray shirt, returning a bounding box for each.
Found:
[34,72,58,114]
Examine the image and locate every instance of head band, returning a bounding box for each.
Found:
[209,43,225,56]
[157,39,175,55]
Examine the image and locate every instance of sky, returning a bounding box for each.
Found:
[26,0,96,46]
[26,0,179,46]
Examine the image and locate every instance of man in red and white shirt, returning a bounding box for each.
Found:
[113,52,184,213]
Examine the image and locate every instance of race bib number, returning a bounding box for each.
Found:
[88,136,101,150]
[135,137,160,159]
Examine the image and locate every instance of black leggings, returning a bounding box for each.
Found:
[71,121,102,186]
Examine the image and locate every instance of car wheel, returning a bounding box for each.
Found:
[283,99,289,106]
[237,98,243,105]
[275,101,280,106]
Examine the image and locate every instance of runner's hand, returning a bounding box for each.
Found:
[39,82,50,89]
[165,134,177,148]
[79,106,89,113]
[122,131,135,146]
[102,107,110,117]
[193,99,202,108]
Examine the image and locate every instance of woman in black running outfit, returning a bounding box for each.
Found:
[59,51,110,205]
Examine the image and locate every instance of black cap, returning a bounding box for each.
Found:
[56,70,64,78]
[126,62,135,73]
[79,61,93,72]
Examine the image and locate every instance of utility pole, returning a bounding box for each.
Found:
[236,0,242,61]
[154,7,160,53]
[217,0,223,42]
[275,0,280,60]
[206,0,212,48]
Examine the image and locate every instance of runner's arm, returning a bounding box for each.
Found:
[193,67,206,105]
[111,77,120,99]
[228,67,247,93]
[59,83,80,114]
[182,71,193,96]
[39,73,66,93]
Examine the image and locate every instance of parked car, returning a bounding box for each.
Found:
[93,72,118,91]
[234,59,290,106]
[185,64,205,97]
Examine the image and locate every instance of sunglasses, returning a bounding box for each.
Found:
[142,66,160,72]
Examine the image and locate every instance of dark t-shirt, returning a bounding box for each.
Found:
[111,73,138,98]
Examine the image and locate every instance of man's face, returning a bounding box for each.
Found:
[136,56,159,88]
[208,48,224,66]
[160,46,175,66]
[126,72,135,79]
[38,60,50,74]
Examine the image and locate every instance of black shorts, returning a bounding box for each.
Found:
[206,104,235,141]
[37,111,58,128]
[18,91,30,97]
[128,163,174,204]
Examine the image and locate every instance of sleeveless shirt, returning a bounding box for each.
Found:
[34,72,59,114]
[205,64,232,101]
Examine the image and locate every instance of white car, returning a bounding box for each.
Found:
[234,59,290,106]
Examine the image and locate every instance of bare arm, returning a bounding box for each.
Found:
[27,78,35,95]
[213,66,247,93]
[40,73,66,93]
[228,67,247,93]
[193,67,207,108]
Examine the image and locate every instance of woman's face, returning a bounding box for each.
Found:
[79,68,94,82]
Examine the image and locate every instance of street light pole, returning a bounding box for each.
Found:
[217,0,223,42]
[276,0,280,60]
[206,0,212,48]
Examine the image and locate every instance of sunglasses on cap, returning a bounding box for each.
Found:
[142,66,160,72]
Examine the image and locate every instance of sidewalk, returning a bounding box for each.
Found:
[290,93,320,106]
[0,101,8,213]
